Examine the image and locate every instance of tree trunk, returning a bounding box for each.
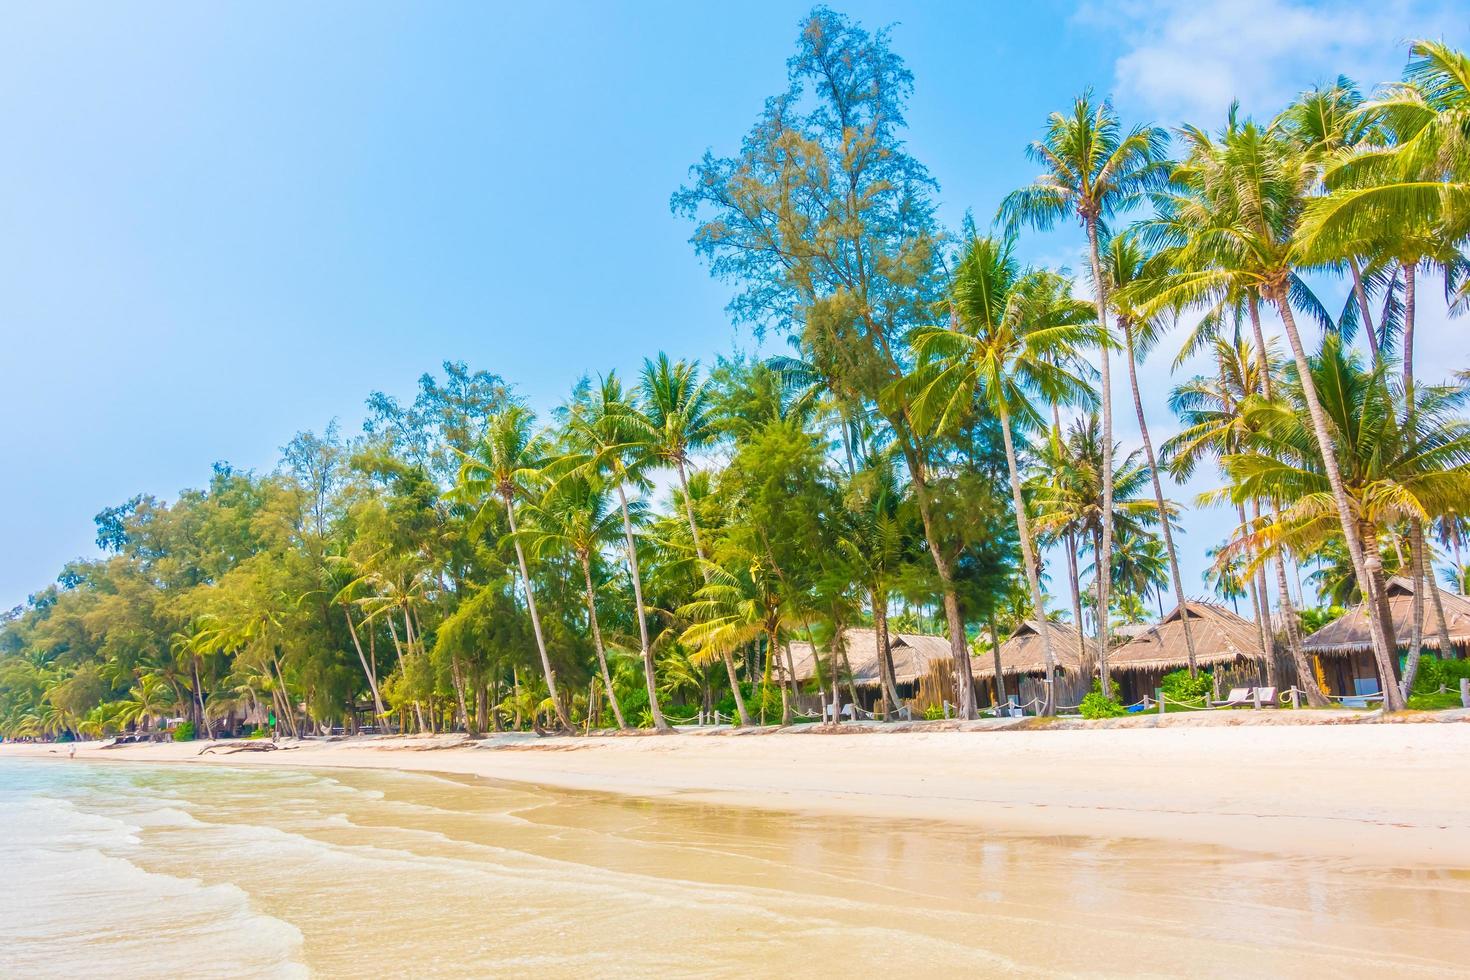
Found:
[191,657,213,740]
[613,481,670,733]
[1085,219,1116,698]
[1349,258,1380,364]
[1269,288,1405,710]
[1064,532,1089,674]
[895,436,976,719]
[675,458,750,726]
[997,399,1058,714]
[449,654,474,735]
[1122,320,1198,675]
[580,556,628,730]
[1400,523,1427,699]
[344,607,387,721]
[988,618,1008,710]
[503,493,572,729]
[872,592,902,715]
[1273,549,1327,705]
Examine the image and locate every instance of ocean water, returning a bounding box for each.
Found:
[3,757,1469,978]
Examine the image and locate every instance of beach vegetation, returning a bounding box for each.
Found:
[1,11,1468,742]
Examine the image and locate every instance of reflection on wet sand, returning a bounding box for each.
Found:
[3,760,1468,977]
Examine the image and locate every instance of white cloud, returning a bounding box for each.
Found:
[1076,0,1462,121]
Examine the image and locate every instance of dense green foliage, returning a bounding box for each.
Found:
[3,11,1469,738]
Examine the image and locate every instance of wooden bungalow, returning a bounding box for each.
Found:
[1301,577,1470,697]
[1107,600,1274,705]
[972,619,1093,710]
[777,627,955,709]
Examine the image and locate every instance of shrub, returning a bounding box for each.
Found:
[1079,681,1127,719]
[171,721,195,742]
[1408,656,1470,709]
[923,704,944,721]
[1160,668,1212,704]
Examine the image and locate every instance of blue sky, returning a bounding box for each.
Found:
[2,0,1464,610]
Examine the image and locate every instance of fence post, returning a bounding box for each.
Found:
[1290,688,1300,710]
[1252,688,1262,709]
[1156,689,1165,715]
[1461,677,1469,709]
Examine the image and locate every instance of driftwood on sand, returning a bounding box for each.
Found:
[197,742,297,756]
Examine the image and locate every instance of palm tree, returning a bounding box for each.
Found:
[637,354,750,725]
[912,235,1095,711]
[1163,335,1327,703]
[834,455,912,714]
[1298,41,1470,279]
[1144,115,1405,708]
[1102,233,1201,672]
[455,406,571,730]
[1220,337,1470,697]
[1032,414,1163,637]
[1000,93,1169,698]
[522,476,630,730]
[116,674,176,733]
[560,374,670,732]
[678,558,795,726]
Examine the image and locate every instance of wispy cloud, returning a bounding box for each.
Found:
[1075,0,1461,122]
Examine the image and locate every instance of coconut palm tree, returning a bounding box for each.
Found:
[521,475,631,730]
[559,374,670,732]
[1163,335,1327,702]
[1031,414,1163,639]
[637,354,750,725]
[1219,336,1470,697]
[1000,93,1169,698]
[911,235,1096,711]
[678,556,796,726]
[454,406,571,730]
[1101,233,1201,673]
[116,674,177,733]
[1143,115,1405,708]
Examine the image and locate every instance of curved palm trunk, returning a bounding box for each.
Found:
[900,443,977,720]
[344,608,386,721]
[997,399,1058,714]
[675,458,750,726]
[1085,220,1116,697]
[988,618,1008,711]
[1064,533,1089,673]
[872,591,902,715]
[1348,259,1381,364]
[580,555,628,730]
[1401,527,1427,699]
[1122,321,1199,675]
[1269,289,1404,711]
[503,493,572,730]
[613,482,670,733]
[1272,549,1327,705]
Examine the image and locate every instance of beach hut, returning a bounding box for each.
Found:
[1107,600,1273,705]
[777,627,954,709]
[1301,577,1470,697]
[972,619,1093,710]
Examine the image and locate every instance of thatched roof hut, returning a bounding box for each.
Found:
[972,619,1089,680]
[777,628,953,689]
[1302,577,1470,658]
[1107,600,1269,675]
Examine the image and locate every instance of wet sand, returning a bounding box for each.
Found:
[8,717,1470,868]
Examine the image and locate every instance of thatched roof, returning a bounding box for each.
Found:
[777,628,954,688]
[972,619,1091,679]
[1302,577,1470,657]
[1106,600,1269,675]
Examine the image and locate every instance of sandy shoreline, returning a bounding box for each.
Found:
[7,713,1470,869]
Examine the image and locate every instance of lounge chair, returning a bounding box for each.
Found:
[1254,686,1278,708]
[1211,687,1252,708]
